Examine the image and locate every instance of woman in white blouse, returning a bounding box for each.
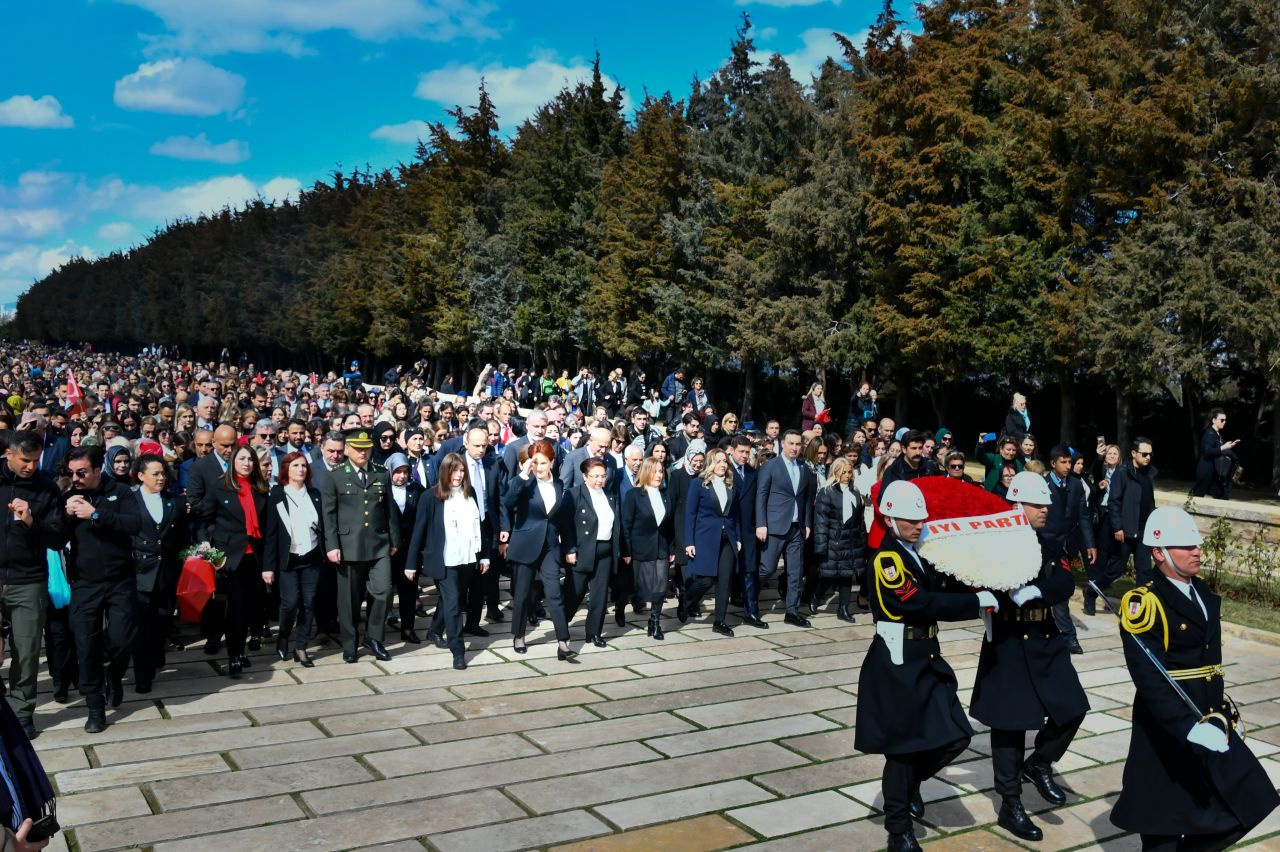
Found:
[405,452,490,670]
[500,440,577,660]
[262,451,324,667]
[621,458,675,640]
[566,457,621,647]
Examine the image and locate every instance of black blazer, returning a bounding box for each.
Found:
[621,486,674,562]
[197,478,268,574]
[406,490,493,580]
[262,484,324,575]
[132,489,187,595]
[501,475,573,564]
[569,483,620,573]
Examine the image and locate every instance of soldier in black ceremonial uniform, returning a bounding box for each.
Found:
[970,471,1090,841]
[1111,506,1278,851]
[320,428,400,663]
[855,480,1000,852]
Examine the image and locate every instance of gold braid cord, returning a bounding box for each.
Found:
[1119,584,1169,652]
[873,551,911,622]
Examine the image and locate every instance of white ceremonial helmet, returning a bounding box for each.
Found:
[879,480,928,521]
[1007,471,1052,506]
[1142,506,1203,547]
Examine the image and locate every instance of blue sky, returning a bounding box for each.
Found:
[0,0,887,306]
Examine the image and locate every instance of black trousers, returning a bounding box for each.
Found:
[882,737,970,834]
[511,549,569,642]
[278,552,321,652]
[813,575,853,607]
[1109,535,1154,586]
[1085,517,1126,601]
[434,563,474,655]
[429,559,486,635]
[314,565,339,633]
[131,589,167,687]
[564,541,613,638]
[990,713,1085,798]
[43,602,78,695]
[220,558,261,659]
[1140,829,1248,852]
[684,537,734,623]
[70,577,138,710]
[392,558,418,632]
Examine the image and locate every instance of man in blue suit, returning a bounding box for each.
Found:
[730,435,766,628]
[754,430,815,627]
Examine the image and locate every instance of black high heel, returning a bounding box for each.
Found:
[294,650,315,668]
[512,638,527,655]
[557,643,578,661]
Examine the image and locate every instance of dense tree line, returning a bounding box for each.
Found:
[12,1,1280,481]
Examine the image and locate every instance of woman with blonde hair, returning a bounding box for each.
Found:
[800,382,826,432]
[810,457,866,622]
[622,457,675,640]
[679,448,740,636]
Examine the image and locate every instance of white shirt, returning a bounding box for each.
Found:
[442,489,482,567]
[1166,575,1207,619]
[278,485,319,555]
[645,486,666,525]
[469,457,487,521]
[140,489,164,525]
[710,477,729,512]
[586,486,614,541]
[391,483,407,513]
[535,478,557,515]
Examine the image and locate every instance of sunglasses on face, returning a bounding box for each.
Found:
[948,464,964,470]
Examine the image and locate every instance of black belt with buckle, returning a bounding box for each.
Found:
[999,607,1049,623]
[904,624,939,640]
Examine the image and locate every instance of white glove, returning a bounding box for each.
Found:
[1009,585,1042,607]
[1186,722,1229,753]
[975,591,999,613]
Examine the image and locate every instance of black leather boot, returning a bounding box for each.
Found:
[1022,758,1067,805]
[886,830,922,851]
[998,798,1043,841]
[649,612,664,641]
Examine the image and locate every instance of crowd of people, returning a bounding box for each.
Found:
[0,342,1271,850]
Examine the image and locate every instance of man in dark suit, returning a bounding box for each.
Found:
[184,423,237,653]
[320,428,400,662]
[307,430,346,637]
[560,427,617,493]
[730,435,766,629]
[1044,446,1096,654]
[308,431,347,492]
[501,409,549,480]
[754,430,815,627]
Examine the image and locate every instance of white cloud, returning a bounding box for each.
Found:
[0,240,96,304]
[116,0,497,56]
[150,133,250,163]
[120,174,300,221]
[97,222,138,241]
[0,209,67,240]
[114,58,246,116]
[415,54,628,131]
[755,27,866,84]
[370,119,432,143]
[0,95,74,128]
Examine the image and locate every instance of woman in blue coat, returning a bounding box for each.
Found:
[679,448,740,636]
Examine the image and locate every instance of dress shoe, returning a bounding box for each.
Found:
[52,687,69,704]
[276,647,289,662]
[135,682,152,694]
[590,635,607,648]
[837,605,855,623]
[632,602,648,615]
[294,651,315,668]
[261,625,274,639]
[807,597,819,615]
[998,799,1043,841]
[106,677,124,708]
[527,613,540,628]
[203,639,221,655]
[248,635,262,651]
[1082,596,1096,615]
[386,615,401,631]
[487,608,505,623]
[401,630,422,644]
[649,613,665,641]
[784,613,812,628]
[886,830,922,852]
[433,635,448,649]
[227,659,243,679]
[237,655,253,669]
[1067,638,1084,655]
[463,625,490,637]
[1021,759,1067,805]
[84,710,106,735]
[342,651,359,663]
[909,786,925,819]
[712,622,734,637]
[557,645,579,661]
[615,608,627,627]
[362,637,392,662]
[741,614,769,629]
[512,639,528,655]
[19,718,37,739]
[452,653,467,670]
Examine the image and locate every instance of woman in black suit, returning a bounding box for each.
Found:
[196,443,268,678]
[385,453,425,643]
[567,457,620,648]
[130,453,187,693]
[680,448,741,636]
[502,439,577,659]
[262,451,323,667]
[406,452,490,670]
[622,457,675,640]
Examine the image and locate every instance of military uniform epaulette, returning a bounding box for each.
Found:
[1119,581,1169,651]
[872,550,915,619]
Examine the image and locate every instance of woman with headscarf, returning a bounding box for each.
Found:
[668,439,706,607]
[104,445,132,483]
[370,422,397,466]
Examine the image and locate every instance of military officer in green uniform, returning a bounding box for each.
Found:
[320,428,400,662]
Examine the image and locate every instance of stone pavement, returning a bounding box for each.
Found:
[26,593,1280,852]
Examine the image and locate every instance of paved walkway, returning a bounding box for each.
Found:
[27,593,1280,852]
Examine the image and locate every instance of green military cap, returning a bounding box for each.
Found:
[344,428,374,449]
